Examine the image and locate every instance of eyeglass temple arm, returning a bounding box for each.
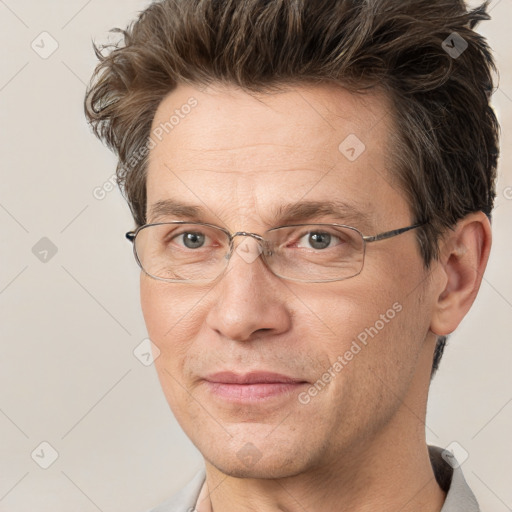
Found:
[126,232,136,242]
[363,222,426,243]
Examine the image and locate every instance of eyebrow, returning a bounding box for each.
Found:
[272,200,372,228]
[147,198,373,229]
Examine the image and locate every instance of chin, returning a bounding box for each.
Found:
[199,437,314,480]
[206,455,306,480]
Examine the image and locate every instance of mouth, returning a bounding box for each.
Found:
[202,371,309,402]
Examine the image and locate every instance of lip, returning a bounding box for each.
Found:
[203,371,308,402]
[205,371,306,384]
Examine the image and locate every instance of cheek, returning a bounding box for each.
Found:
[302,269,427,387]
[140,278,170,340]
[300,282,394,348]
[313,288,426,432]
[140,278,203,414]
[140,277,203,362]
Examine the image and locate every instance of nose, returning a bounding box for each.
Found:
[205,236,291,342]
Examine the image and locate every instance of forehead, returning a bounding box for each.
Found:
[146,83,409,230]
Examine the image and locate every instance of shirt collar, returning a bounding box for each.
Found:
[429,445,480,512]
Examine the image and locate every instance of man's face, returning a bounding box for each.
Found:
[141,83,437,478]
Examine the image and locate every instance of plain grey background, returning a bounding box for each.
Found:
[0,1,511,511]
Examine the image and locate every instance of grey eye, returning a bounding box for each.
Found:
[180,232,206,249]
[307,232,332,250]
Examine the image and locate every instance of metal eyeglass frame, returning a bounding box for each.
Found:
[125,220,427,284]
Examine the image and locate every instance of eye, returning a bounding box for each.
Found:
[173,231,208,249]
[296,230,343,250]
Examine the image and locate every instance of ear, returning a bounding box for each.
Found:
[430,212,492,336]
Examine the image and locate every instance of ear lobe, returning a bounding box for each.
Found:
[430,212,491,336]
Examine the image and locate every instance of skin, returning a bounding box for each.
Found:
[140,83,491,512]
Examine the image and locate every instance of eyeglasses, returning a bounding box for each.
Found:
[125,221,426,284]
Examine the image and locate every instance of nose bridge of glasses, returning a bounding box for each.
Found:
[227,231,270,261]
[231,231,265,243]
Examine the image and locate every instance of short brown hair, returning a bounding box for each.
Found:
[84,0,500,374]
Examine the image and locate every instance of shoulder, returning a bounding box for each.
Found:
[143,468,206,512]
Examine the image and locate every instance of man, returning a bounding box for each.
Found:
[84,0,499,510]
